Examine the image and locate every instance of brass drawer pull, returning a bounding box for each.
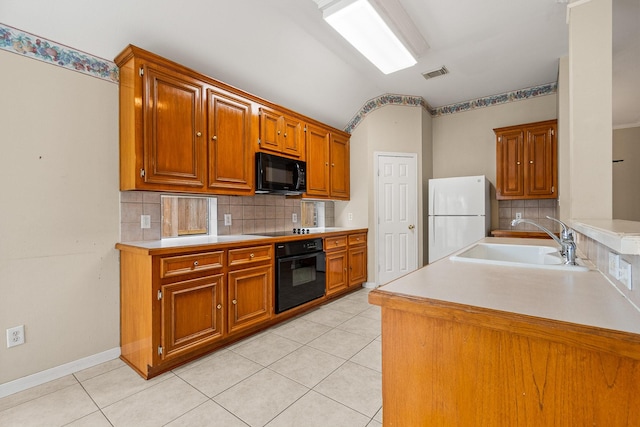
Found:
[193,260,199,267]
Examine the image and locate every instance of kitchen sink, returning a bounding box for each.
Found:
[450,242,590,272]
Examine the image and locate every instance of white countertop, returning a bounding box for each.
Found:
[571,219,640,255]
[117,227,363,250]
[375,237,640,335]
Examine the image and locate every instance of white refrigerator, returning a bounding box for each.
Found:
[428,175,491,263]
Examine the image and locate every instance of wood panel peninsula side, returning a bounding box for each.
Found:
[369,237,640,426]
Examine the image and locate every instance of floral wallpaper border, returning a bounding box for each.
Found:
[344,82,557,133]
[0,23,118,83]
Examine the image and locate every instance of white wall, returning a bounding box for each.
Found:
[568,0,612,219]
[341,104,427,284]
[432,95,558,229]
[0,51,121,385]
[613,126,640,221]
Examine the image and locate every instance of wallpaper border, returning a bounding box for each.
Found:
[0,23,118,83]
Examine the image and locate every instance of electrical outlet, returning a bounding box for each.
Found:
[292,213,297,223]
[224,214,232,226]
[7,325,25,348]
[609,252,620,278]
[619,259,632,290]
[141,215,151,229]
[348,212,353,221]
[515,212,522,220]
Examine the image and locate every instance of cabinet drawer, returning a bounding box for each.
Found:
[160,251,224,279]
[348,233,367,246]
[228,245,272,268]
[325,235,348,251]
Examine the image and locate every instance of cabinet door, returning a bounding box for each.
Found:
[142,65,206,188]
[160,274,224,361]
[259,108,282,154]
[228,265,272,334]
[281,116,304,159]
[305,124,331,197]
[326,250,348,296]
[329,133,350,199]
[348,245,367,287]
[207,89,253,193]
[496,130,524,199]
[525,124,557,198]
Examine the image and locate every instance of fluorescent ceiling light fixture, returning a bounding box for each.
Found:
[322,0,417,74]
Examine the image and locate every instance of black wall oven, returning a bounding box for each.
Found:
[275,238,325,313]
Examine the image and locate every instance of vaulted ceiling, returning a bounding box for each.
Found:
[2,0,637,130]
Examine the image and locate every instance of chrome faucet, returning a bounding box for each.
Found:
[511,216,578,265]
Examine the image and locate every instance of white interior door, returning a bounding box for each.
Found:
[376,153,418,286]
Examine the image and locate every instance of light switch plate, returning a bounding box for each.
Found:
[141,215,151,229]
[224,214,232,226]
[620,259,632,290]
[608,252,620,278]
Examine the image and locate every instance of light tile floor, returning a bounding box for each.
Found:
[0,288,382,427]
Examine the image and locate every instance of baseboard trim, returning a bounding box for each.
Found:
[0,347,121,399]
[362,281,377,289]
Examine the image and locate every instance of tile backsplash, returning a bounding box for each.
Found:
[120,192,334,242]
[498,199,559,232]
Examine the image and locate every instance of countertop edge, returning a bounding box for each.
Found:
[369,287,640,360]
[116,228,369,255]
[572,219,640,255]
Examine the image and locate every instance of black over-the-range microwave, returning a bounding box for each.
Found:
[255,152,306,195]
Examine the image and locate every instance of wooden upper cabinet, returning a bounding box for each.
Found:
[258,107,304,159]
[207,88,253,194]
[115,45,346,197]
[304,123,350,200]
[495,119,557,200]
[305,124,331,198]
[329,133,350,200]
[136,63,207,190]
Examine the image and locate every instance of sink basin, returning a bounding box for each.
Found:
[450,243,589,272]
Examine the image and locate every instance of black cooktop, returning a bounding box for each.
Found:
[259,228,313,237]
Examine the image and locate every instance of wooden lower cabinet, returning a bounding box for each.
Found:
[160,274,224,361]
[369,291,640,426]
[348,233,367,286]
[326,249,348,296]
[117,230,367,379]
[227,265,272,334]
[117,243,273,379]
[326,232,368,296]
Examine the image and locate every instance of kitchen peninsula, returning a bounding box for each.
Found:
[369,237,640,426]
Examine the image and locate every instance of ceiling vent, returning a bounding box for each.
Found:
[422,66,448,80]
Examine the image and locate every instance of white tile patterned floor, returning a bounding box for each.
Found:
[0,288,382,427]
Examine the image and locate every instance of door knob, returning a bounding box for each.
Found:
[408,224,415,230]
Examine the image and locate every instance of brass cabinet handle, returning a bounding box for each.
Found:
[193,260,199,266]
[331,163,335,167]
[517,161,521,165]
[284,133,288,137]
[217,304,222,309]
[529,160,534,164]
[212,135,217,140]
[196,132,202,137]
[277,130,281,135]
[250,253,255,259]
[232,299,237,305]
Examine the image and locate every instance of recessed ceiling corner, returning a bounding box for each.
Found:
[422,66,449,80]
